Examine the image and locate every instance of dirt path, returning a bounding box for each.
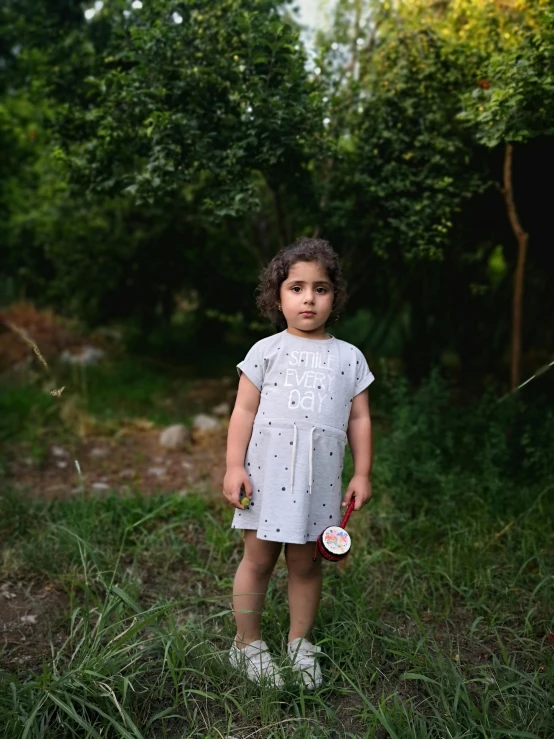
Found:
[2,421,230,673]
[7,425,229,500]
[5,374,235,500]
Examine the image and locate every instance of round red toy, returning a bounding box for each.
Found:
[312,497,356,562]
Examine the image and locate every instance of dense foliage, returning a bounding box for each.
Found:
[1,0,553,388]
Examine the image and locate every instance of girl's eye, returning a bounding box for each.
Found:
[290,286,328,293]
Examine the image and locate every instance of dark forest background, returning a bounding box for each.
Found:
[1,0,553,394]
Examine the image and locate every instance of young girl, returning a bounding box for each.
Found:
[223,237,374,690]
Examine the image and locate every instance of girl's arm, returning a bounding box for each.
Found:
[223,374,261,508]
[343,390,373,510]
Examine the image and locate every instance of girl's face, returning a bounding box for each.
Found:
[278,260,334,338]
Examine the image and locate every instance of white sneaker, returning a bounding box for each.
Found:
[229,639,284,687]
[287,637,323,690]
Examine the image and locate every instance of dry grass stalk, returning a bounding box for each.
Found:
[6,320,66,396]
[5,320,50,371]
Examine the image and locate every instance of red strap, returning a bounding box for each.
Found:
[339,497,356,528]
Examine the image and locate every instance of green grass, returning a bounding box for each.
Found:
[58,358,196,426]
[0,484,552,738]
[0,384,60,461]
[0,358,199,472]
[1,363,553,737]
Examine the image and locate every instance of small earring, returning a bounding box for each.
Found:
[278,305,283,312]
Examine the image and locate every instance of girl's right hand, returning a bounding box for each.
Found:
[223,466,253,510]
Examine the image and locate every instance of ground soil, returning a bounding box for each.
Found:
[1,377,233,673]
[0,579,68,671]
[5,376,232,500]
[7,425,229,500]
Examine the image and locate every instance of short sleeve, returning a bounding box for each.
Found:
[236,342,265,391]
[353,348,375,396]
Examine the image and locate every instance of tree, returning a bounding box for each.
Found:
[54,0,322,217]
[2,0,553,384]
[1,0,324,332]
[308,0,553,380]
[459,7,554,388]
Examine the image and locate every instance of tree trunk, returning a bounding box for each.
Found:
[501,143,529,391]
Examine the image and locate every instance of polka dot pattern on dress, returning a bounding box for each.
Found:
[232,330,373,544]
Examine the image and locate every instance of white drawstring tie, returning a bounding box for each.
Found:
[308,425,315,495]
[290,424,315,495]
[290,423,298,490]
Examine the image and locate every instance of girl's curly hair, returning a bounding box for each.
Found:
[255,237,348,332]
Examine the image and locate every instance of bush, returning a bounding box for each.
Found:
[373,367,554,517]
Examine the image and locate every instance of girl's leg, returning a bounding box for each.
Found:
[285,543,323,642]
[233,530,282,647]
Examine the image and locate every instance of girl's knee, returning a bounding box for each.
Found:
[242,533,281,577]
[243,553,277,578]
[285,544,322,578]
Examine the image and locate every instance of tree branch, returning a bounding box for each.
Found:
[501,142,529,390]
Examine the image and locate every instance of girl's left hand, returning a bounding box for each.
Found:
[342,475,372,511]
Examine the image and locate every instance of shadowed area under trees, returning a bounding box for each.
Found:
[0,1,553,737]
[1,0,553,383]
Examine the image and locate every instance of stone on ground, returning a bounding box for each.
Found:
[192,413,220,432]
[159,423,191,450]
[212,401,231,417]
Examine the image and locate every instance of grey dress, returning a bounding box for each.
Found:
[231,329,374,544]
